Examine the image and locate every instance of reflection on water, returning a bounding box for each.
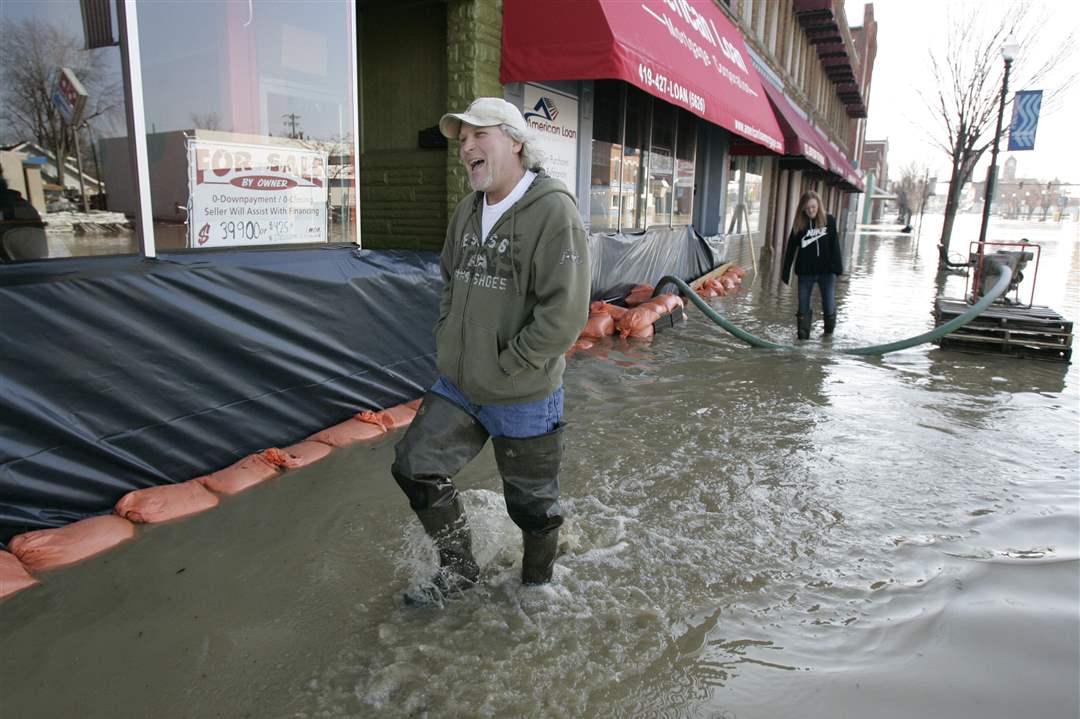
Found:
[0,214,1076,719]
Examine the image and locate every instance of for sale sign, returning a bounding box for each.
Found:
[187,139,328,247]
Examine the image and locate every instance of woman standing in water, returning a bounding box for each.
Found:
[781,190,843,339]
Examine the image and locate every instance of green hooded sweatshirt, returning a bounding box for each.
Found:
[434,171,590,405]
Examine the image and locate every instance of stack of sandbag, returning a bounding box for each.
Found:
[695,265,747,299]
[615,291,684,340]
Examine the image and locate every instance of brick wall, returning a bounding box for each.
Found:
[358,149,447,251]
[445,0,504,215]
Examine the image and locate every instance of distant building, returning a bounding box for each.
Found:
[861,139,888,222]
[972,155,1063,219]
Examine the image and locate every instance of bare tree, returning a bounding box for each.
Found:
[892,162,929,225]
[190,112,222,131]
[920,3,1075,268]
[0,17,122,189]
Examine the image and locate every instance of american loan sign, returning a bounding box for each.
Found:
[187,139,328,247]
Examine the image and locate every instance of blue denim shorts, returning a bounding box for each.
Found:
[431,376,563,439]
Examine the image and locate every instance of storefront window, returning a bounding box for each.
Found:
[621,87,650,232]
[588,82,698,233]
[672,109,697,227]
[136,1,357,252]
[1,0,137,261]
[589,81,623,232]
[646,104,674,228]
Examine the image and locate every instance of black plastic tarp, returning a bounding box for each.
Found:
[0,247,441,543]
[0,228,726,544]
[588,226,728,300]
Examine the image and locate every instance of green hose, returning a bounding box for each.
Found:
[652,267,1013,356]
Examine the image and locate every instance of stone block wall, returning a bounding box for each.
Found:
[446,0,504,215]
[358,149,447,251]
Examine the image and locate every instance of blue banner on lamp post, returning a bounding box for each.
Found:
[1008,90,1042,151]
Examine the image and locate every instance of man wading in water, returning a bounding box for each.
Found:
[391,97,590,605]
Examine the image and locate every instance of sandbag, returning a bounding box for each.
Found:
[616,305,661,339]
[0,550,38,599]
[196,454,280,496]
[727,265,748,278]
[309,418,385,447]
[580,312,615,340]
[356,403,417,432]
[261,447,303,469]
[9,515,136,572]
[704,277,727,296]
[649,293,684,313]
[590,301,629,320]
[281,440,334,467]
[403,398,422,411]
[625,323,654,340]
[116,479,220,521]
[624,284,654,306]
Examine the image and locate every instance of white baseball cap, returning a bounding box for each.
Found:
[439,97,527,139]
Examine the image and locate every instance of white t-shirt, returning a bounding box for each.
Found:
[482,170,536,240]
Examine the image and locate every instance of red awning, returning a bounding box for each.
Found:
[500,0,785,154]
[758,80,830,172]
[814,127,865,191]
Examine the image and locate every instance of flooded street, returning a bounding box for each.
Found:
[2,213,1077,718]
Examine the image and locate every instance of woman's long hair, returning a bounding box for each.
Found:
[790,190,823,237]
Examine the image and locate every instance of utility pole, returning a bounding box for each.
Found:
[282,113,302,139]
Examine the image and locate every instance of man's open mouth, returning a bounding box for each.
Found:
[469,159,485,171]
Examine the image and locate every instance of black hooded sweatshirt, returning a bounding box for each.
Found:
[781,213,842,284]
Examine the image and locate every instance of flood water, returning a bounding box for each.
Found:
[2,213,1077,719]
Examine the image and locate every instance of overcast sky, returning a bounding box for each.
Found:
[846,0,1080,187]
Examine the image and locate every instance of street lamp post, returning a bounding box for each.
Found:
[975,35,1020,295]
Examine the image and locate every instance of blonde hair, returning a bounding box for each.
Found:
[791,190,823,237]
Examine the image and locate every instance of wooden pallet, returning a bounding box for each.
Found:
[934,298,1073,362]
[936,299,1073,333]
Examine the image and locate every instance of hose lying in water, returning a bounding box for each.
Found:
[652,266,1012,356]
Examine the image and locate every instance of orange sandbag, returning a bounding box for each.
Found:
[117,479,220,520]
[309,418,385,447]
[727,265,748,278]
[626,323,654,340]
[591,301,629,320]
[356,403,417,432]
[404,398,422,411]
[196,454,280,496]
[10,515,136,572]
[0,550,38,599]
[616,305,661,339]
[649,293,684,313]
[704,277,728,296]
[580,312,615,339]
[697,285,717,298]
[261,447,303,469]
[638,299,670,317]
[721,276,737,290]
[281,440,334,467]
[624,284,654,306]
